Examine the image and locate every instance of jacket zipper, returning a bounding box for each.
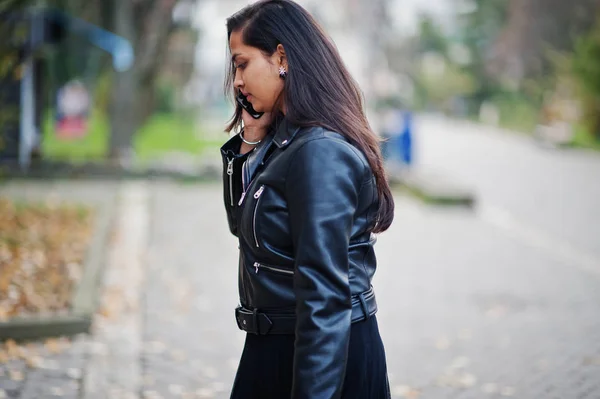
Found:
[253,262,294,275]
[238,172,253,206]
[236,180,255,206]
[227,158,234,206]
[252,185,265,247]
[238,190,247,206]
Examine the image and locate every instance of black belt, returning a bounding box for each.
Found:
[235,287,378,335]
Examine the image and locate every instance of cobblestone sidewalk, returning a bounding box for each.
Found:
[2,181,600,398]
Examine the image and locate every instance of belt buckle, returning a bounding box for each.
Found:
[235,306,274,335]
[254,309,273,335]
[260,313,273,335]
[358,292,371,320]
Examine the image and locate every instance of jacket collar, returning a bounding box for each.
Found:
[273,117,302,148]
[243,133,274,190]
[242,117,302,189]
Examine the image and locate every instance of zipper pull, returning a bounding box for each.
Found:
[238,191,247,206]
[254,262,260,273]
[254,185,265,199]
[227,158,234,175]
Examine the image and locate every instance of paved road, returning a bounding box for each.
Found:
[141,182,242,399]
[141,179,600,398]
[413,115,600,264]
[2,119,600,398]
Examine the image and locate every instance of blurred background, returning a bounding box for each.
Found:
[1,0,600,398]
[2,0,599,167]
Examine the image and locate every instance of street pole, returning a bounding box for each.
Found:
[18,9,41,171]
[18,58,34,170]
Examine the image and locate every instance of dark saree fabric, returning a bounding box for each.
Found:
[230,316,391,399]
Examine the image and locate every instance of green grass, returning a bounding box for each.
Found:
[462,96,539,136]
[42,109,110,162]
[494,96,539,134]
[570,124,600,151]
[134,113,222,161]
[41,110,223,163]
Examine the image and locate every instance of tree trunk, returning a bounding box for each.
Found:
[107,0,178,164]
[108,0,138,165]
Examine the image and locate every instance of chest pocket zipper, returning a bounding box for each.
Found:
[253,262,294,275]
[252,185,265,247]
[226,158,234,206]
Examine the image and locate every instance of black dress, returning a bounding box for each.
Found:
[230,316,391,399]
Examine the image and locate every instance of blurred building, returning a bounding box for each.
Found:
[187,0,454,134]
[188,0,397,133]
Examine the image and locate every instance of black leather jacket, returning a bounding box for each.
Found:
[221,119,381,399]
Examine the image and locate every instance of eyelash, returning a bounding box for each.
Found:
[235,63,247,70]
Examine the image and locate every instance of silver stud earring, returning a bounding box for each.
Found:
[279,65,287,79]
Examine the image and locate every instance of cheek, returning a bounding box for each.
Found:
[250,68,274,93]
[245,62,283,110]
[252,64,275,91]
[262,66,283,93]
[256,80,282,110]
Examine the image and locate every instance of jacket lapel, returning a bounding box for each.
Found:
[242,133,275,191]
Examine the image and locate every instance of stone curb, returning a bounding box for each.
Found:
[388,167,476,207]
[82,182,148,399]
[0,313,92,341]
[0,189,117,341]
[0,160,221,183]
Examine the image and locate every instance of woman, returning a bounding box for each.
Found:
[220,1,395,398]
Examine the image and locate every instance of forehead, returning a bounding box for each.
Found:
[229,30,258,59]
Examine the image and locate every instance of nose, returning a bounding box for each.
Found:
[233,70,243,90]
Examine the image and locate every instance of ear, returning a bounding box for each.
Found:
[276,43,287,68]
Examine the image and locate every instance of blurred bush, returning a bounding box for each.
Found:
[408,1,600,148]
[572,14,600,139]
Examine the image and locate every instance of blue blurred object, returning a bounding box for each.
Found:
[381,109,413,167]
[43,8,135,71]
[399,110,413,165]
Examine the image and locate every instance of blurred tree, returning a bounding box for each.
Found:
[0,0,30,14]
[455,0,508,113]
[109,0,199,163]
[489,0,600,82]
[46,0,198,162]
[572,13,600,137]
[0,0,34,159]
[484,0,600,135]
[417,13,448,56]
[414,53,476,112]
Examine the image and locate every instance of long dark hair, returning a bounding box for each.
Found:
[224,0,394,233]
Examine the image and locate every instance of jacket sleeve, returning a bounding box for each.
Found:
[285,137,367,399]
[220,133,250,237]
